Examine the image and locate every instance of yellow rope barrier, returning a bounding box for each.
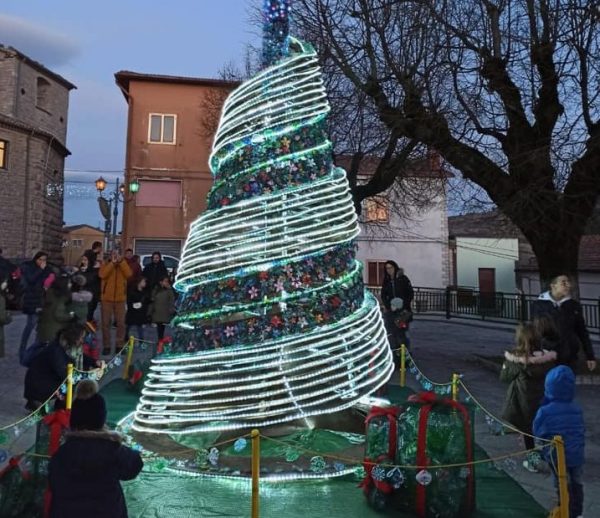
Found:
[554,435,569,518]
[403,349,452,387]
[65,363,74,410]
[399,344,406,387]
[0,376,68,431]
[122,335,135,380]
[259,433,555,471]
[251,429,260,518]
[458,379,552,443]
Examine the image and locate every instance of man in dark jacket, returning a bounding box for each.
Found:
[19,251,50,357]
[142,251,168,293]
[531,274,596,372]
[534,366,585,518]
[48,379,143,518]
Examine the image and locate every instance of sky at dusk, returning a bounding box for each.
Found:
[0,0,258,228]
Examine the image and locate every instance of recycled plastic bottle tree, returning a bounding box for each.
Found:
[133,0,394,435]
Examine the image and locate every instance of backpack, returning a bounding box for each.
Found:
[20,341,48,368]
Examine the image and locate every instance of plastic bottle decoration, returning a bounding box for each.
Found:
[386,467,405,488]
[0,431,7,445]
[233,438,248,452]
[0,450,8,463]
[333,461,346,472]
[459,467,471,479]
[208,447,220,466]
[416,469,433,486]
[371,465,386,481]
[285,448,301,462]
[196,448,209,468]
[309,456,326,473]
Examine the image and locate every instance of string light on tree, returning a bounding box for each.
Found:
[133,0,394,435]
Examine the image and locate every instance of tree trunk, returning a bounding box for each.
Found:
[522,224,582,295]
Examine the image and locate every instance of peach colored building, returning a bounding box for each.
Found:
[114,71,238,257]
[62,224,105,267]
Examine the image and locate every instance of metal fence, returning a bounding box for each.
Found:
[366,285,600,332]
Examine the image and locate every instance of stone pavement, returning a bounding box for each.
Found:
[1,312,598,516]
[399,315,600,517]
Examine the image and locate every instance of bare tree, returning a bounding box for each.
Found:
[291,0,600,285]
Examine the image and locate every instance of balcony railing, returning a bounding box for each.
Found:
[366,285,600,332]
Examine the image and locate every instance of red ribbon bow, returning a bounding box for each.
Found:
[409,392,474,518]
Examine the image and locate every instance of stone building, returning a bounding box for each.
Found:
[0,46,75,261]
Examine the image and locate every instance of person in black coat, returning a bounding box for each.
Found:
[380,260,414,312]
[19,251,51,355]
[23,323,93,410]
[78,254,100,321]
[380,260,414,351]
[531,274,596,372]
[83,242,102,320]
[126,277,148,341]
[49,379,143,518]
[142,251,168,293]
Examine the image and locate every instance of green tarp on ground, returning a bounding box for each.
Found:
[100,380,547,518]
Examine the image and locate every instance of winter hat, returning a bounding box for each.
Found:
[71,274,87,288]
[70,379,107,431]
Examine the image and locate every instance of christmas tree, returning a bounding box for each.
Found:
[133,0,394,435]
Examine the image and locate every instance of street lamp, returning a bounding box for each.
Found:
[95,177,138,251]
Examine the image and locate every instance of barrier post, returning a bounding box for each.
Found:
[251,429,260,518]
[122,336,135,380]
[399,344,406,388]
[554,435,570,518]
[451,373,460,401]
[65,363,74,410]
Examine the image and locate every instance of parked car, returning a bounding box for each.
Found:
[140,254,180,281]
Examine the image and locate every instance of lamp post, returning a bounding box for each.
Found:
[95,177,139,251]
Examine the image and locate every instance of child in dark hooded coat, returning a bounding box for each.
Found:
[48,379,143,518]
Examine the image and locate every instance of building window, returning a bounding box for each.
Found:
[36,77,51,112]
[135,180,182,207]
[0,140,7,169]
[364,196,389,223]
[367,261,387,286]
[72,239,83,248]
[149,114,176,144]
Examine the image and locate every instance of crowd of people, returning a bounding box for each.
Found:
[0,244,177,411]
[0,246,597,516]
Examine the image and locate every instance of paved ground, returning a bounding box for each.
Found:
[401,315,600,517]
[1,312,598,516]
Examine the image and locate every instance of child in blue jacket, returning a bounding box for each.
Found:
[533,365,584,518]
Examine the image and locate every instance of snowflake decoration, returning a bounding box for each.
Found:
[310,456,326,473]
[371,465,386,482]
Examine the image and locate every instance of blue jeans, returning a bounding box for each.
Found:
[552,465,583,517]
[19,313,38,359]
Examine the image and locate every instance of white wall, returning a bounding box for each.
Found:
[455,237,519,293]
[356,179,449,289]
[521,271,600,300]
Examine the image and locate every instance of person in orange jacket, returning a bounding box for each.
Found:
[99,250,132,356]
